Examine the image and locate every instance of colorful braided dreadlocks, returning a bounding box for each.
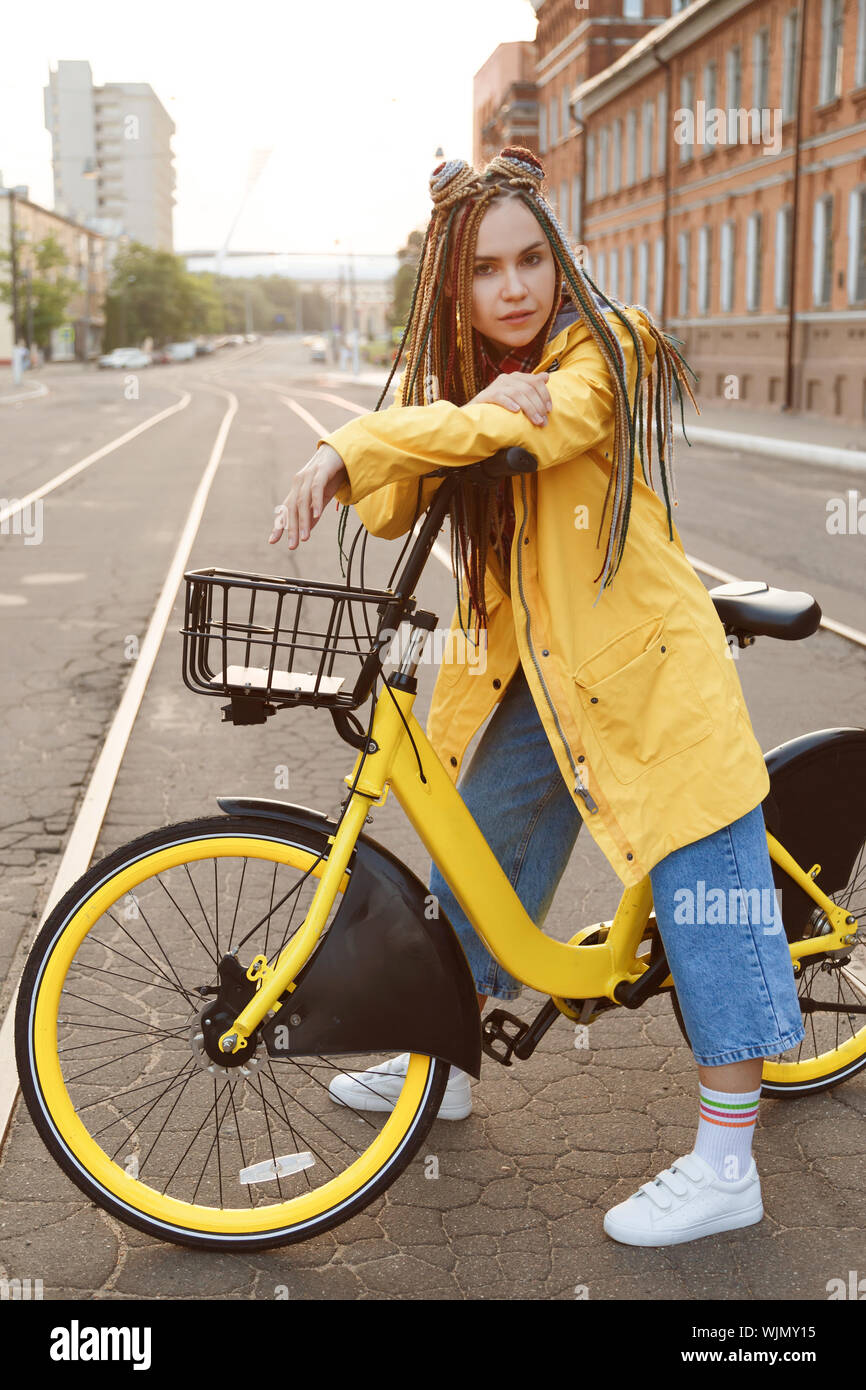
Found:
[335,145,698,642]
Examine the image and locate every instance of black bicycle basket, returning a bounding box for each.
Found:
[181,566,404,721]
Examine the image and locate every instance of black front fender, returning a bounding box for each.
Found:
[216,797,482,1078]
[761,728,866,941]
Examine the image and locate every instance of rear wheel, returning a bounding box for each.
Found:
[15,815,450,1250]
[670,838,866,1096]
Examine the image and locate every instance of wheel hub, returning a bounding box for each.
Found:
[191,953,263,1074]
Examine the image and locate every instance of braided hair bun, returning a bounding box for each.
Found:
[484,146,546,192]
[429,157,480,211]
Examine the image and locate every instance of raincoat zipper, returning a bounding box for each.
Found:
[515,474,599,815]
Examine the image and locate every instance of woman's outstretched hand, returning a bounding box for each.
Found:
[469,371,552,426]
[269,444,349,549]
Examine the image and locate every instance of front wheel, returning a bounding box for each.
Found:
[15,815,450,1251]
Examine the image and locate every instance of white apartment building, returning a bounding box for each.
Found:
[44,60,175,252]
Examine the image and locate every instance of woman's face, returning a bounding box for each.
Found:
[465,197,557,357]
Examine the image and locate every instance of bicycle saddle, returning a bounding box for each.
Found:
[708,580,821,641]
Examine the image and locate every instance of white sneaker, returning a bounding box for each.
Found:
[328,1052,472,1120]
[603,1151,764,1247]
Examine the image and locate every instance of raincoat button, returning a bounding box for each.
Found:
[542,649,549,657]
[578,755,585,762]
[492,678,501,689]
[450,756,457,766]
[523,536,529,544]
[626,853,633,861]
[590,696,598,703]
[660,645,666,652]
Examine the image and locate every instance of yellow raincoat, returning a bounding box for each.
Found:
[317,306,770,888]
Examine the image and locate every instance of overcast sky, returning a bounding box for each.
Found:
[1,0,538,258]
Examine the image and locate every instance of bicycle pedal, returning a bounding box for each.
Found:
[481,1008,531,1067]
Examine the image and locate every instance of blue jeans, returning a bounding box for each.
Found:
[428,662,806,1067]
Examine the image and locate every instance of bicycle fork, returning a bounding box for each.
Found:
[216,695,408,1059]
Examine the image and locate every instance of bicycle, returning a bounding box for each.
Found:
[15,448,866,1251]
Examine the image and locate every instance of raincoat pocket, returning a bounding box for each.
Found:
[572,613,714,785]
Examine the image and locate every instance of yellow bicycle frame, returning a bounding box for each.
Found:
[219,682,859,1056]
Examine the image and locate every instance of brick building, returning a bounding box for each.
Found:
[0,184,108,363]
[474,0,866,425]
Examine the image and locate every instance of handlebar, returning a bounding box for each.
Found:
[429,446,539,484]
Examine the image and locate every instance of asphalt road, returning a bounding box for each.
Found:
[0,336,863,1300]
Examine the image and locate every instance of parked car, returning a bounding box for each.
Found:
[149,347,173,365]
[309,336,328,362]
[244,333,258,343]
[98,348,151,369]
[195,340,216,355]
[164,341,197,362]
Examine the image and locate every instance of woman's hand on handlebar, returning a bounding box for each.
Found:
[469,371,551,426]
[269,443,349,549]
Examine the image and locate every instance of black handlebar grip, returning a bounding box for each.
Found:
[475,446,539,481]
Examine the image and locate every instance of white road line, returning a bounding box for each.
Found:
[0,390,191,528]
[259,381,371,416]
[0,381,49,406]
[0,387,238,1147]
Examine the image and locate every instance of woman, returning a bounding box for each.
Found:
[268,147,805,1247]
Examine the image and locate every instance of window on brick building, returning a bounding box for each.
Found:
[609,247,619,299]
[782,11,799,119]
[539,104,548,154]
[726,46,742,145]
[701,61,717,156]
[819,0,844,103]
[812,194,834,304]
[562,88,571,140]
[642,101,654,179]
[560,179,569,232]
[677,230,691,315]
[596,249,607,294]
[857,0,866,87]
[746,211,762,310]
[624,243,634,301]
[586,131,595,201]
[775,205,792,308]
[657,87,667,173]
[753,28,770,111]
[847,187,866,302]
[550,93,558,146]
[638,239,649,306]
[698,225,712,312]
[626,108,637,185]
[679,74,694,164]
[612,118,622,192]
[624,0,643,15]
[600,126,609,196]
[720,219,736,310]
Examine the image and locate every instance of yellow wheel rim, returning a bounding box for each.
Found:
[27,834,435,1237]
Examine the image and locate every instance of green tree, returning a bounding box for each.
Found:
[0,231,77,351]
[104,242,226,348]
[389,227,424,330]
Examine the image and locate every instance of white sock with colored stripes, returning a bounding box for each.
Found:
[692,1084,761,1182]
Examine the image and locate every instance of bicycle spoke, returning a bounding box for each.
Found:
[182,862,220,960]
[154,877,218,970]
